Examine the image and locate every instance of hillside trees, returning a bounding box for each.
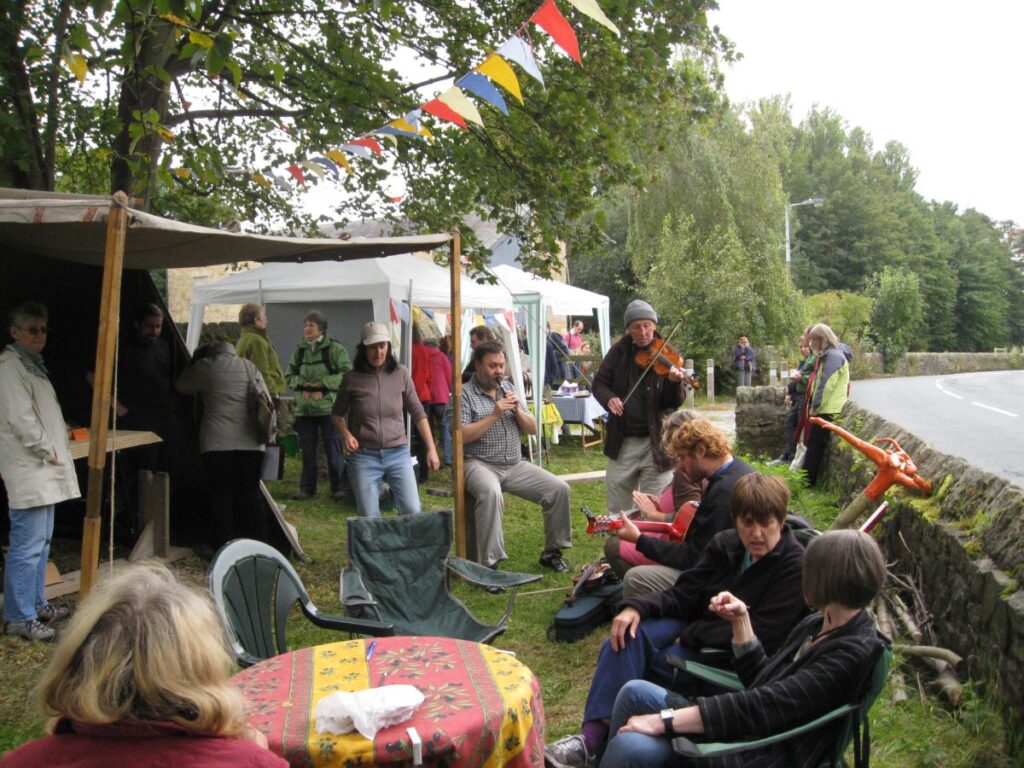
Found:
[0,0,732,270]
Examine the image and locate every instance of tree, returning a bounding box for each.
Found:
[805,291,873,345]
[0,0,733,271]
[869,266,923,369]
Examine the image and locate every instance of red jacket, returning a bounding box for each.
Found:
[410,342,432,402]
[426,346,453,405]
[0,719,288,768]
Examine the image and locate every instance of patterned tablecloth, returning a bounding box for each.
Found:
[232,636,545,768]
[550,395,607,431]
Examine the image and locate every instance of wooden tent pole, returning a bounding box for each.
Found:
[450,233,466,557]
[79,191,129,596]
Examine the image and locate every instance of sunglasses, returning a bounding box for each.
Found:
[18,325,48,336]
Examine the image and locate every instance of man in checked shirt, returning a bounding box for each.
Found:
[448,340,572,572]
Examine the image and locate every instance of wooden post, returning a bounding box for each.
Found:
[706,359,715,405]
[684,358,695,409]
[769,360,777,387]
[80,192,129,596]
[449,233,467,558]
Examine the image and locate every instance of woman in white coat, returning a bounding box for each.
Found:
[0,302,80,642]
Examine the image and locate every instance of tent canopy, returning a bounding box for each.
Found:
[186,253,514,352]
[0,190,454,271]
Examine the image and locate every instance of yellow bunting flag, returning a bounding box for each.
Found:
[251,172,272,189]
[419,126,434,142]
[565,0,620,36]
[475,54,524,104]
[324,151,353,174]
[437,87,485,128]
[380,134,399,147]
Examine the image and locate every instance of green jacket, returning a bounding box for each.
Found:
[810,347,849,416]
[794,352,817,395]
[286,336,351,417]
[235,326,286,396]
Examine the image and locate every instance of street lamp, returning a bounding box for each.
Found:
[785,196,824,271]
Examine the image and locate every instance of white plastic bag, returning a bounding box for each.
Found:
[313,685,424,739]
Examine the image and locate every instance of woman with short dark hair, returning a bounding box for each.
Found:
[331,322,438,517]
[600,529,889,768]
[544,474,810,768]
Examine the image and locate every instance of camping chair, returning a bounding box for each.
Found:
[208,539,394,668]
[670,646,892,767]
[340,510,541,643]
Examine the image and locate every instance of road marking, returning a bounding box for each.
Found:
[971,402,1018,418]
[935,379,963,400]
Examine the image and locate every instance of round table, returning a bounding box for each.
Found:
[232,636,545,767]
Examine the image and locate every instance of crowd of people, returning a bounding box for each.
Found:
[1,292,874,768]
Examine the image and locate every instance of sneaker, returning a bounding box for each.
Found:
[539,550,571,573]
[36,604,70,623]
[544,734,593,768]
[4,619,56,642]
[292,491,313,501]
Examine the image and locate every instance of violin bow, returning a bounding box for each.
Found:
[620,320,683,408]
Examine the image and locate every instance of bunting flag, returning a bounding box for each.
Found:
[392,299,411,324]
[476,53,524,104]
[421,98,468,129]
[376,115,422,139]
[251,172,272,189]
[531,0,582,64]
[348,137,384,156]
[379,134,400,147]
[390,195,404,203]
[457,72,509,115]
[505,310,516,329]
[285,164,306,187]
[324,150,353,174]
[302,159,328,179]
[566,0,620,36]
[496,35,545,86]
[340,143,372,158]
[437,87,485,127]
[390,299,400,324]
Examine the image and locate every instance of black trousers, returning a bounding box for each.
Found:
[201,450,265,548]
[803,414,834,487]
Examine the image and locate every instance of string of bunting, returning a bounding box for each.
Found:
[224,0,619,195]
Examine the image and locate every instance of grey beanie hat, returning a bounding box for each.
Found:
[623,299,658,327]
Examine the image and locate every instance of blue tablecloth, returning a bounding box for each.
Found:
[551,395,607,431]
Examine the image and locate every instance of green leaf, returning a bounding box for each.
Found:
[189,30,214,49]
[149,64,171,84]
[205,47,224,76]
[225,59,242,88]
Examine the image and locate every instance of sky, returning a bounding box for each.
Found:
[708,0,1023,226]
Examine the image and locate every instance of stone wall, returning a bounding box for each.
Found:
[735,394,1024,733]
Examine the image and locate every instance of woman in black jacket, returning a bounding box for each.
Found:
[601,529,889,768]
[544,474,809,768]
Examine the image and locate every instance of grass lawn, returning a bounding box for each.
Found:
[0,425,1015,766]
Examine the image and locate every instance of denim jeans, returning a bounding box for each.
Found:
[295,415,346,495]
[347,446,421,517]
[3,504,56,623]
[583,617,696,722]
[602,680,691,768]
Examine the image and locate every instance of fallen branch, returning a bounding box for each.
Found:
[893,644,963,668]
[887,592,924,643]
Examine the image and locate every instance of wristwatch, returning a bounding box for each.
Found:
[660,708,676,737]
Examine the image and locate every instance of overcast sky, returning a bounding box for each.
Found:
[709,0,1022,226]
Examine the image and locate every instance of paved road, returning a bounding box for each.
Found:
[850,370,1024,488]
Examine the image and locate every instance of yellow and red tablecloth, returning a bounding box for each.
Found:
[232,636,545,767]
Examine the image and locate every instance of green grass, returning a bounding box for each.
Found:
[0,429,1015,765]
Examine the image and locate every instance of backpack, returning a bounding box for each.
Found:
[243,361,277,444]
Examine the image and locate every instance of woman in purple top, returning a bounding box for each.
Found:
[733,336,756,388]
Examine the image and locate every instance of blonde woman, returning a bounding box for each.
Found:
[1,564,285,767]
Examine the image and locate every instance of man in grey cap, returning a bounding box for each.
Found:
[592,300,687,514]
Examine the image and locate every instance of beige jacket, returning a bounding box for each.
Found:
[0,346,81,509]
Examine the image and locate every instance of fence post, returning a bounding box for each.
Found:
[706,358,715,406]
[769,360,777,387]
[685,358,695,409]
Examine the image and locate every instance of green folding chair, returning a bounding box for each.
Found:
[209,538,394,667]
[671,646,891,767]
[340,510,541,643]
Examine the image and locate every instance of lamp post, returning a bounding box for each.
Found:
[785,196,824,272]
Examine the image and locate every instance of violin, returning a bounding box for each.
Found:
[634,338,699,389]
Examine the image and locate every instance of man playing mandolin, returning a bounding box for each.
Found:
[592,300,690,515]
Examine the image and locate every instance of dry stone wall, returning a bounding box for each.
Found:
[736,394,1024,732]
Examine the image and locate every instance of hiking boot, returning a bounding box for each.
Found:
[4,619,56,642]
[544,734,593,768]
[36,604,70,623]
[539,550,571,573]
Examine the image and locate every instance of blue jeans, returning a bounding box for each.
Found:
[295,415,346,495]
[433,403,452,466]
[602,680,690,768]
[347,446,421,517]
[584,617,697,722]
[3,505,56,623]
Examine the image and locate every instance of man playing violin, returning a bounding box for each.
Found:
[450,340,573,572]
[593,300,689,515]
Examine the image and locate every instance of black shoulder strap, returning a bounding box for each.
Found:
[320,341,338,375]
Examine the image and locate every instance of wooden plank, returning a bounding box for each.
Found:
[450,233,467,558]
[67,430,162,461]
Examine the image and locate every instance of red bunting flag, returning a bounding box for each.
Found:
[390,195,404,203]
[349,137,383,155]
[286,164,306,187]
[390,299,400,324]
[421,98,469,129]
[531,0,581,64]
